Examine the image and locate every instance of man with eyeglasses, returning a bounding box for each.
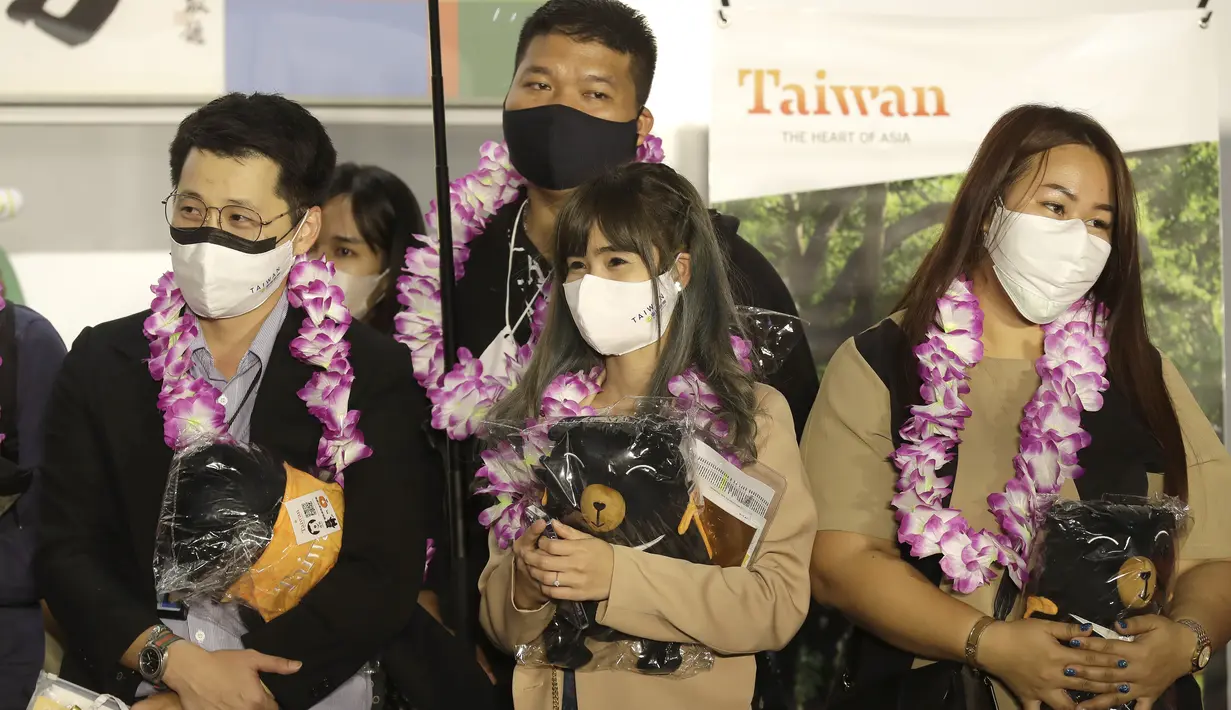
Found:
[37,93,428,710]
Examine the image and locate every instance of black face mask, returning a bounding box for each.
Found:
[503,104,639,190]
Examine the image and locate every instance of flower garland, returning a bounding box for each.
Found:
[475,335,754,549]
[393,138,666,441]
[143,258,373,486]
[892,276,1109,593]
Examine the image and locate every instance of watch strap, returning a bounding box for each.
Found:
[1176,618,1211,672]
[141,625,181,686]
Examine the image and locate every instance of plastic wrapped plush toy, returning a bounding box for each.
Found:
[153,442,345,621]
[1023,495,1190,710]
[490,413,782,678]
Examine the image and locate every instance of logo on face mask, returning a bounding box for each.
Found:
[565,272,682,356]
[250,266,285,295]
[630,292,670,324]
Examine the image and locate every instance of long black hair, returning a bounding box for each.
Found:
[489,163,761,458]
[327,163,426,334]
[895,104,1187,499]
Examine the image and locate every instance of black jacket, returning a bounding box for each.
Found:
[37,306,427,709]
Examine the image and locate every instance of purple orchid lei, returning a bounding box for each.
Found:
[892,276,1109,593]
[474,334,755,550]
[393,137,665,442]
[143,257,373,487]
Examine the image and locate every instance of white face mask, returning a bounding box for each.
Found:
[169,218,304,319]
[986,206,1112,324]
[332,268,386,320]
[563,269,683,356]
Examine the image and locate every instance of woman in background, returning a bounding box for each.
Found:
[316,163,424,330]
[315,164,497,710]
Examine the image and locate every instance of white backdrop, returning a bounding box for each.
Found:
[708,9,1217,201]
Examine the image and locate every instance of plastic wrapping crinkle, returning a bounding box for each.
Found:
[1023,495,1191,709]
[734,306,806,378]
[153,441,346,621]
[485,410,785,677]
[26,672,129,710]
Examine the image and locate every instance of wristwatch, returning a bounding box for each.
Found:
[138,624,182,686]
[1176,618,1212,673]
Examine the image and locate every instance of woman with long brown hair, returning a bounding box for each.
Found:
[479,162,814,710]
[805,104,1231,710]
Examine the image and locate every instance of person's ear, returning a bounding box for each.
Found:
[675,252,691,289]
[293,206,322,257]
[636,107,655,147]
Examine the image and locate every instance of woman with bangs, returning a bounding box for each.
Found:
[477,162,815,710]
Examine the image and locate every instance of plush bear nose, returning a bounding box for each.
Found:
[579,483,625,533]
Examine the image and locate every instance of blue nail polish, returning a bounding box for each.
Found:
[1118,659,1128,669]
[1080,623,1092,632]
[1064,668,1077,677]
[1069,639,1081,647]
[1118,620,1129,630]
[1119,684,1130,694]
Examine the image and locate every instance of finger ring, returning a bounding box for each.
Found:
[553,572,561,588]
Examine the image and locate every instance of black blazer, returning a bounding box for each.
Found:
[36,305,428,709]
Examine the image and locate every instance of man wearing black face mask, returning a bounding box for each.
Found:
[404,1,821,708]
[38,93,428,710]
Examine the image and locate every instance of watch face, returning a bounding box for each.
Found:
[139,646,161,679]
[1199,646,1213,668]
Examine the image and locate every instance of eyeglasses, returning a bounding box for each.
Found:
[163,192,293,241]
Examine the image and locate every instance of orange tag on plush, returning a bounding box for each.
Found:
[223,464,345,621]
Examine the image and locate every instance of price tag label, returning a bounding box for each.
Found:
[286,491,341,546]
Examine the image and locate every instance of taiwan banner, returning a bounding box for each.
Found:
[710,8,1223,708]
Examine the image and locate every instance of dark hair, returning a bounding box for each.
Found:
[895,104,1187,499]
[326,163,425,334]
[490,163,760,458]
[170,93,336,217]
[514,0,657,107]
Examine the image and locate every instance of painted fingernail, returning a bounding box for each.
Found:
[1118,659,1128,669]
[1080,623,1092,632]
[1069,639,1081,647]
[1119,684,1130,694]
[1118,620,1129,630]
[1064,668,1077,677]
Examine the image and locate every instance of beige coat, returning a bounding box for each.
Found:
[479,385,816,710]
[805,327,1231,709]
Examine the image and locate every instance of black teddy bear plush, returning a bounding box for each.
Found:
[530,415,714,674]
[1023,497,1186,709]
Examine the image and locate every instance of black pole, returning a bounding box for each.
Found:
[426,0,471,646]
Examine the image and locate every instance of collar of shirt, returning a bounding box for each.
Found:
[187,291,290,384]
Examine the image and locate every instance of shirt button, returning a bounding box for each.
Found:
[194,630,206,643]
[218,395,229,406]
[116,672,125,681]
